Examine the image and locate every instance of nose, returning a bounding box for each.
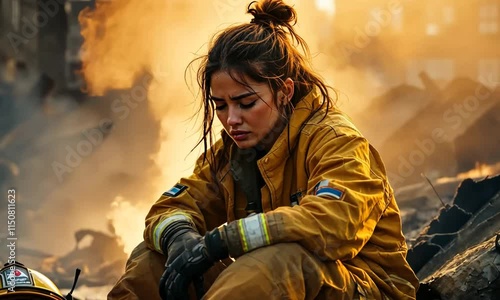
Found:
[227,105,242,126]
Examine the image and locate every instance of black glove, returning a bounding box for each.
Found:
[160,220,202,266]
[160,227,229,300]
[158,220,202,300]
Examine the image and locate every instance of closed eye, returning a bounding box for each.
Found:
[213,101,256,111]
[215,104,227,111]
[210,98,226,111]
[239,101,256,109]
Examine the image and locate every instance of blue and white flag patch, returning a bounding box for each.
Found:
[314,180,344,200]
[163,184,188,197]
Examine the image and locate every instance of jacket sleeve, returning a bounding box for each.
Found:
[143,149,227,253]
[266,129,391,261]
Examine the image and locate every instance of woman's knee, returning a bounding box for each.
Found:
[125,241,165,276]
[108,242,166,300]
[204,243,362,299]
[204,243,323,299]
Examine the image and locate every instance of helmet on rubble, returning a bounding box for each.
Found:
[0,261,66,299]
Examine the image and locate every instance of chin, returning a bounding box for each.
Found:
[233,139,257,149]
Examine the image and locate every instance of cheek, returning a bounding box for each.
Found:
[261,105,279,124]
[251,106,278,130]
[255,103,277,118]
[215,111,226,123]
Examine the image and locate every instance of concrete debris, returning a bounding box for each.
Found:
[355,75,500,187]
[39,229,128,289]
[418,236,500,300]
[496,234,500,253]
[404,175,500,299]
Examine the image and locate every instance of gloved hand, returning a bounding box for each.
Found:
[160,227,229,300]
[160,220,202,267]
[158,220,202,300]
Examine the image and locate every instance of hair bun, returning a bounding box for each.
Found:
[248,0,296,27]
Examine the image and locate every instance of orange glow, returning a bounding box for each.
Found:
[107,197,150,254]
[315,0,336,16]
[436,162,500,184]
[78,0,170,95]
[78,0,204,254]
[456,162,500,180]
[76,0,500,256]
[74,0,392,254]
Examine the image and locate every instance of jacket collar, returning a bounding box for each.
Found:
[218,87,322,179]
[258,87,322,170]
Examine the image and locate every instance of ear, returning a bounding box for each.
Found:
[279,78,294,105]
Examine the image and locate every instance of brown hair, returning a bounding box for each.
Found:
[190,0,335,169]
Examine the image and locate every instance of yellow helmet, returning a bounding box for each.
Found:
[0,262,66,299]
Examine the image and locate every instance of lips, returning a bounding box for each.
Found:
[230,130,250,141]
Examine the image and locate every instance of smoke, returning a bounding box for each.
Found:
[70,0,255,254]
[0,1,358,257]
[14,0,333,256]
[10,0,247,256]
[63,0,353,254]
[7,0,496,258]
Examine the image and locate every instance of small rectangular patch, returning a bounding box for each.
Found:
[314,180,344,200]
[316,187,343,199]
[163,184,187,197]
[0,265,33,287]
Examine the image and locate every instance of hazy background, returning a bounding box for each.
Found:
[0,0,498,293]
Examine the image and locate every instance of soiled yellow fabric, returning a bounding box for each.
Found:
[109,241,360,300]
[144,88,419,299]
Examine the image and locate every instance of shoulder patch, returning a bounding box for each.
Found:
[314,180,344,200]
[163,184,188,197]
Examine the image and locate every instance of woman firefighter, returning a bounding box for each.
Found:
[108,0,419,299]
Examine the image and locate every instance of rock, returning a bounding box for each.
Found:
[418,235,500,300]
[406,175,500,299]
[407,175,500,274]
[453,176,500,214]
[39,229,128,289]
[454,101,500,173]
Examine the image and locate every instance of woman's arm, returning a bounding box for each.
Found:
[268,132,390,261]
[219,128,393,261]
[144,146,227,254]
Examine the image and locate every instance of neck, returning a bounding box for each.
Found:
[256,112,289,153]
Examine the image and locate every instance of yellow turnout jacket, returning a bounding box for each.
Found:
[144,88,419,299]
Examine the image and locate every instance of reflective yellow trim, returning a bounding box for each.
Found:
[260,213,271,245]
[238,219,249,252]
[153,213,193,253]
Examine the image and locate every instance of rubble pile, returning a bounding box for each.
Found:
[17,229,128,290]
[355,75,500,188]
[396,178,464,244]
[403,175,500,299]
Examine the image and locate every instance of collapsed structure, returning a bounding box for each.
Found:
[403,175,500,299]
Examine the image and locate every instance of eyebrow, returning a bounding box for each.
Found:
[210,92,257,101]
